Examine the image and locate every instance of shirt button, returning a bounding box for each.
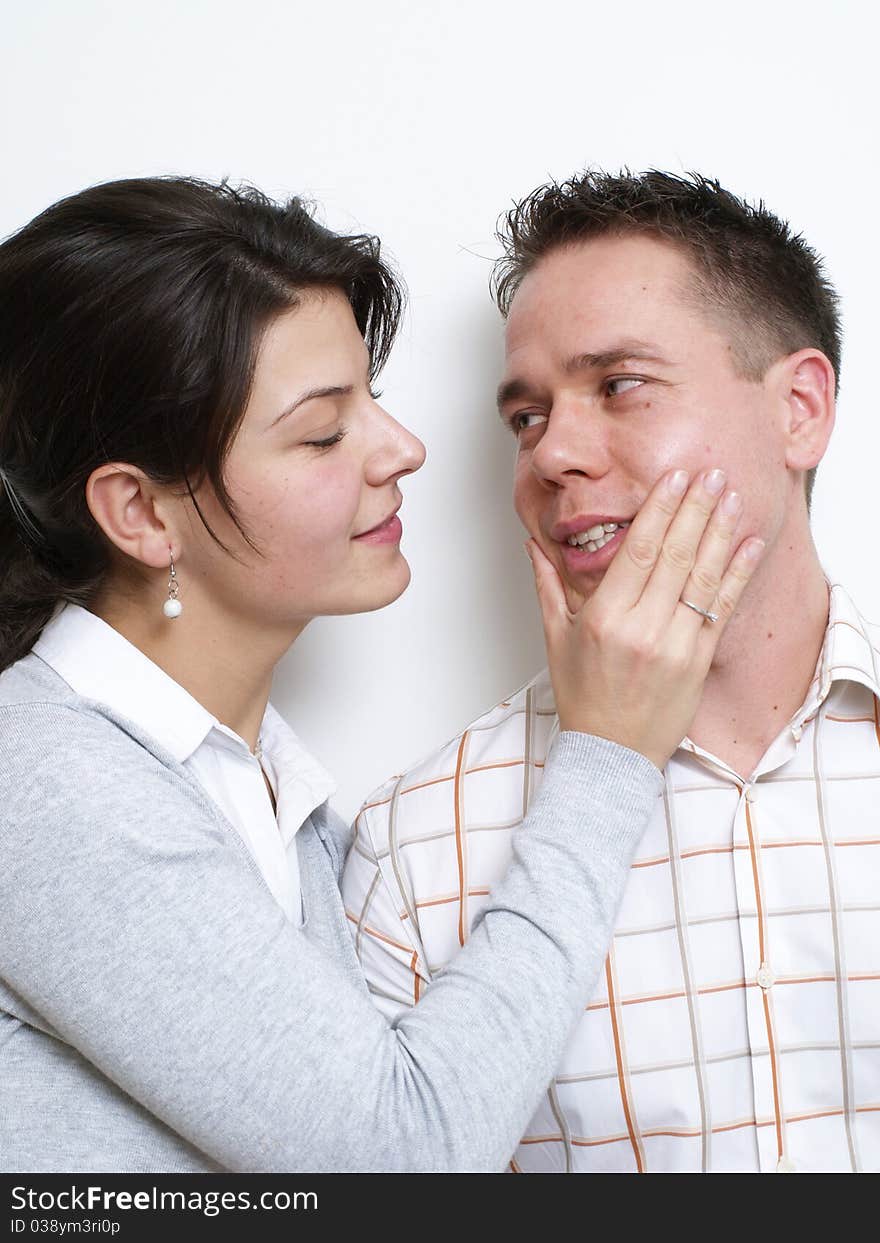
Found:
[757,963,775,990]
[776,1155,796,1173]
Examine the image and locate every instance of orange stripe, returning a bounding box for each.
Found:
[358,757,547,812]
[585,970,880,1013]
[825,713,877,723]
[509,1157,522,1173]
[631,837,849,871]
[453,733,469,947]
[471,757,545,776]
[632,844,742,869]
[744,798,784,1160]
[405,888,491,916]
[411,951,421,1004]
[587,977,745,1012]
[605,956,643,1172]
[343,911,413,955]
[516,1105,880,1154]
[359,774,455,812]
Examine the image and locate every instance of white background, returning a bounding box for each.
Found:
[2,0,877,818]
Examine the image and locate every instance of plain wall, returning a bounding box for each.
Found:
[2,0,877,818]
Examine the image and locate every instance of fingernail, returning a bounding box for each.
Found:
[704,468,726,494]
[668,469,689,495]
[744,537,765,561]
[721,490,742,516]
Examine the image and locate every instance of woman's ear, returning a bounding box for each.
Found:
[86,464,181,567]
[774,348,836,474]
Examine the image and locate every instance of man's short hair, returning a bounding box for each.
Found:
[492,170,841,508]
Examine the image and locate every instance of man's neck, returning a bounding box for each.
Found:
[686,528,830,781]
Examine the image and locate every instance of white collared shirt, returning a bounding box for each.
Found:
[342,581,880,1172]
[33,604,335,927]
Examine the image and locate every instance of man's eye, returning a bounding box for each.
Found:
[512,412,547,433]
[606,376,645,397]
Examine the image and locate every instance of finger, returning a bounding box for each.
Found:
[636,468,729,625]
[525,539,569,634]
[595,468,691,611]
[672,486,743,636]
[694,535,766,656]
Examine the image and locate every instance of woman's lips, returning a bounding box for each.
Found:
[558,525,627,574]
[353,512,403,545]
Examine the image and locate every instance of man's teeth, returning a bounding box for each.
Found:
[566,521,630,553]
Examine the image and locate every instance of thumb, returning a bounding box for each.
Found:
[525,539,568,633]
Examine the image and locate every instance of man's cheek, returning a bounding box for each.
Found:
[512,488,536,535]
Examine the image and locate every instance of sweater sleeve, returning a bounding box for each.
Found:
[0,703,662,1172]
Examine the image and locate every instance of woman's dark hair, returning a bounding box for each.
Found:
[492,169,842,509]
[0,176,404,671]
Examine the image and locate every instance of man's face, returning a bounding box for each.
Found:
[500,234,791,606]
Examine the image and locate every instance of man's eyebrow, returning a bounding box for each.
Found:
[496,342,671,414]
[270,385,354,427]
[563,344,671,373]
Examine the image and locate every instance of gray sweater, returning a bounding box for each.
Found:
[0,654,663,1172]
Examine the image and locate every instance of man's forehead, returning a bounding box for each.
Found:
[504,234,695,332]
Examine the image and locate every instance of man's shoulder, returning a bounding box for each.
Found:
[356,669,557,850]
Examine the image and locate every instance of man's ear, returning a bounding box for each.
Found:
[773,348,836,473]
[85,464,181,568]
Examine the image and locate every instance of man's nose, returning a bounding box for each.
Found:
[529,402,611,486]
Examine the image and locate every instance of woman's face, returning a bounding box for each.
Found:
[184,289,425,632]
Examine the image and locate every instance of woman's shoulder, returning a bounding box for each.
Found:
[0,650,76,708]
[0,652,152,756]
[0,652,221,829]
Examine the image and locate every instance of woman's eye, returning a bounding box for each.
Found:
[306,428,348,450]
[606,376,645,397]
[512,412,547,433]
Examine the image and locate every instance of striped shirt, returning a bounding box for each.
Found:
[341,582,880,1172]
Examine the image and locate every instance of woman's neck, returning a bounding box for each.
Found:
[88,589,304,751]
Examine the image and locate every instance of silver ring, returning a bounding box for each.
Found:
[681,598,718,623]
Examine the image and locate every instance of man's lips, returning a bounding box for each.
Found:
[558,525,628,573]
[546,511,637,576]
[550,513,635,543]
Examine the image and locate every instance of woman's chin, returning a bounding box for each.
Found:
[325,558,413,617]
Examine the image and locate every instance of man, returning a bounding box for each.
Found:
[341,171,879,1172]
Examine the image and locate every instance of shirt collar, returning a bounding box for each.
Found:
[258,704,337,842]
[33,605,337,846]
[790,579,880,732]
[536,579,879,761]
[32,605,337,817]
[33,604,216,763]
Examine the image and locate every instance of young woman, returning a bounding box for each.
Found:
[0,178,761,1172]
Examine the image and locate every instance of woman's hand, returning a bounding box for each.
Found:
[526,467,764,771]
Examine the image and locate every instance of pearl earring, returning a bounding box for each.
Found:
[163,549,182,619]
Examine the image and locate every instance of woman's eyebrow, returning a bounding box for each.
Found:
[271,385,354,427]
